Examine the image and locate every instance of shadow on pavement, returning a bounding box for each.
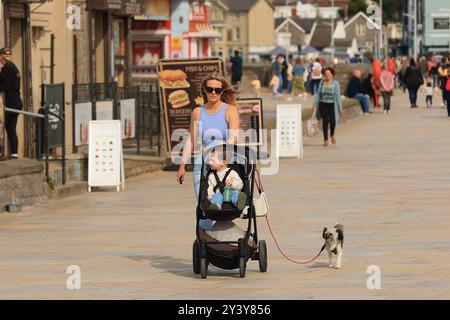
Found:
[124,255,247,279]
[307,262,329,269]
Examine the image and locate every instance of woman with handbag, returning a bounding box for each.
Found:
[313,67,342,147]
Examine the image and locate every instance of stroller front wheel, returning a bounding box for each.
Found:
[239,257,246,278]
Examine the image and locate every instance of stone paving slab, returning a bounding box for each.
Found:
[1,90,450,299]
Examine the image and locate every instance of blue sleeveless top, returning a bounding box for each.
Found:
[199,103,229,148]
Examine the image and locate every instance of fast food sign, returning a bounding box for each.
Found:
[157,58,225,154]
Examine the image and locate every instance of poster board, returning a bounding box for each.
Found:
[120,99,136,139]
[276,104,303,159]
[96,100,114,121]
[88,120,125,192]
[157,57,225,153]
[74,102,92,146]
[236,98,264,146]
[45,84,65,149]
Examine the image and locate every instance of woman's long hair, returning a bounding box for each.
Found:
[200,72,237,106]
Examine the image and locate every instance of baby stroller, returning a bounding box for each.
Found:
[192,143,268,279]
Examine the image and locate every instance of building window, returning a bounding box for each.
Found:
[356,24,366,36]
[235,28,240,41]
[227,29,232,42]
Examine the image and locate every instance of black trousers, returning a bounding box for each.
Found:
[5,111,19,154]
[382,91,392,110]
[319,102,336,141]
[231,73,242,86]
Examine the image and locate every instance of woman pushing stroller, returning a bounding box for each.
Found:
[176,72,240,229]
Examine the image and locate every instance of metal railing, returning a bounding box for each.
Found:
[2,100,66,185]
[72,82,161,156]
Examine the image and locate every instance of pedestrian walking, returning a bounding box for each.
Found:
[250,74,261,98]
[279,55,288,95]
[373,58,381,108]
[230,50,243,87]
[286,59,293,100]
[176,72,240,230]
[346,69,371,114]
[363,73,376,108]
[405,58,424,108]
[430,59,440,89]
[422,78,434,108]
[379,65,395,114]
[291,57,307,99]
[310,58,323,96]
[419,56,429,78]
[313,67,342,147]
[442,66,450,117]
[438,57,449,107]
[0,47,23,159]
[269,74,280,98]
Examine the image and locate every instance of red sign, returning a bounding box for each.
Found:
[133,41,162,66]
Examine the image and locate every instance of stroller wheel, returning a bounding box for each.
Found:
[239,257,246,278]
[200,258,208,279]
[258,240,268,273]
[193,240,200,274]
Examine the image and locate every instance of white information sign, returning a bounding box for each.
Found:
[96,100,114,120]
[88,120,125,192]
[74,102,92,146]
[276,104,303,159]
[120,99,136,139]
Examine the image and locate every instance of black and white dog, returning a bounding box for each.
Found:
[322,223,344,269]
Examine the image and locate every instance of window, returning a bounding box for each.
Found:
[235,28,240,41]
[355,24,366,36]
[227,29,232,42]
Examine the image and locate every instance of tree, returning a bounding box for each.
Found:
[338,0,368,19]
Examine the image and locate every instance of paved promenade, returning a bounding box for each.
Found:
[1,90,450,299]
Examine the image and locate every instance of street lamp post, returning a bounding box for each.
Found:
[331,0,335,61]
[402,0,418,61]
[379,0,383,61]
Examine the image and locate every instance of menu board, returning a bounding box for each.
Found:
[276,104,303,159]
[88,120,124,192]
[236,98,264,146]
[157,58,225,153]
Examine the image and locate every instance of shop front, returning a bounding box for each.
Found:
[130,0,171,81]
[86,0,144,86]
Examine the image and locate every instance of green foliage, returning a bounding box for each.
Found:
[338,0,368,18]
[338,0,404,22]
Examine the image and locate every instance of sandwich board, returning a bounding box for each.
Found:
[276,104,303,159]
[88,120,125,192]
[157,57,225,155]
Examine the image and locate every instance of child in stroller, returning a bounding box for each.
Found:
[207,148,247,211]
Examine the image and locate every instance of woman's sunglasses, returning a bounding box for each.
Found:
[204,87,224,94]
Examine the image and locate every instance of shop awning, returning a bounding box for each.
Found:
[188,23,221,38]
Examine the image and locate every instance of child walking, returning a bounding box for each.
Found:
[423,79,434,108]
[269,74,280,98]
[251,74,261,97]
